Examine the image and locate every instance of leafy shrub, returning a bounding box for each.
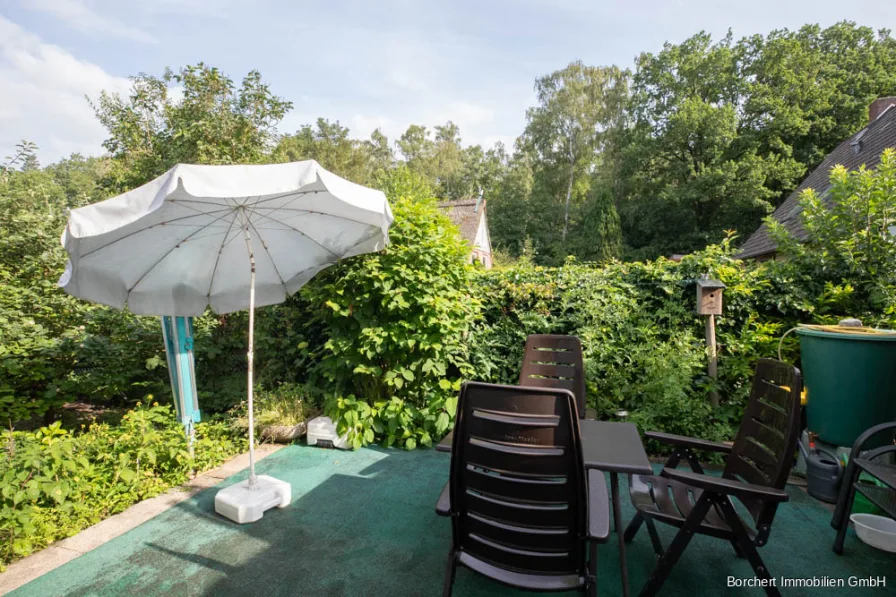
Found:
[0,401,245,568]
[468,240,813,443]
[0,162,173,424]
[301,167,479,449]
[768,148,896,327]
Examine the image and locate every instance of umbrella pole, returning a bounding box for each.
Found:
[214,218,290,523]
[244,224,257,489]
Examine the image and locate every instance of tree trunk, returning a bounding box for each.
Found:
[562,163,574,242]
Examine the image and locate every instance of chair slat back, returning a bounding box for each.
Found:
[449,382,586,576]
[724,359,802,536]
[518,335,587,419]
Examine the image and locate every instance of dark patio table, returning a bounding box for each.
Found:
[436,419,651,597]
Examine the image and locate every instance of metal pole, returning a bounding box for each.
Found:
[243,221,257,488]
[706,313,719,408]
[188,422,195,477]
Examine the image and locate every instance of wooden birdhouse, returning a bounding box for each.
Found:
[696,278,725,315]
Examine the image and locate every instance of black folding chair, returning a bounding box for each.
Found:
[831,421,896,554]
[519,334,588,419]
[435,381,610,596]
[624,359,802,597]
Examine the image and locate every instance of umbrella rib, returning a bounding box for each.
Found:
[206,205,241,298]
[247,208,341,260]
[246,218,287,288]
[127,208,238,294]
[80,207,234,258]
[250,206,375,230]
[151,223,231,228]
[169,198,234,208]
[246,189,326,207]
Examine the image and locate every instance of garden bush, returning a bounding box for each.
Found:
[299,167,479,449]
[0,400,245,569]
[466,240,819,444]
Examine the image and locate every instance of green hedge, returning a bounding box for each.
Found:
[467,242,806,446]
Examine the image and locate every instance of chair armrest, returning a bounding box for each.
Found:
[436,430,454,453]
[849,422,896,454]
[661,468,789,503]
[645,431,733,454]
[866,444,896,461]
[587,470,610,542]
[435,482,451,516]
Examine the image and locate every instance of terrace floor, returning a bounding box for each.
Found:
[7,445,894,596]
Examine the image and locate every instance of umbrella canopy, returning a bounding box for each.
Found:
[58,161,393,517]
[59,161,393,316]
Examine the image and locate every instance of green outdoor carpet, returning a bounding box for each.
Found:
[9,445,894,596]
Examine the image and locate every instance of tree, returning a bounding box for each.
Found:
[519,61,628,262]
[769,149,896,317]
[619,23,896,260]
[459,143,508,202]
[0,153,164,424]
[1,141,38,181]
[620,33,791,259]
[272,118,392,185]
[92,63,292,190]
[744,23,896,170]
[570,180,622,262]
[396,124,435,179]
[366,128,395,174]
[395,122,505,201]
[486,151,534,257]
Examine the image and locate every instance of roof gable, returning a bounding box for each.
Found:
[437,199,489,249]
[738,104,896,259]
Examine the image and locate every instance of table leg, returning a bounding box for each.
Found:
[611,472,630,597]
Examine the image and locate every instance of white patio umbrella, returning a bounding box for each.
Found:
[59,161,393,523]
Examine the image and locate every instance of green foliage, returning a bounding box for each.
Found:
[468,240,817,443]
[768,148,896,325]
[272,118,394,185]
[619,23,896,259]
[6,27,896,454]
[92,63,292,190]
[395,122,507,201]
[300,167,480,449]
[621,32,799,258]
[500,61,628,264]
[230,383,309,432]
[0,401,245,568]
[0,155,170,424]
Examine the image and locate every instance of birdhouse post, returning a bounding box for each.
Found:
[696,276,725,407]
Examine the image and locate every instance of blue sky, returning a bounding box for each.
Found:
[4,0,896,164]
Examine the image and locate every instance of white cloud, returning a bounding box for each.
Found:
[445,102,495,127]
[351,114,398,139]
[0,16,130,163]
[22,0,157,43]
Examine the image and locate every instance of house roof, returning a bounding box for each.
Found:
[738,103,896,259]
[437,199,485,246]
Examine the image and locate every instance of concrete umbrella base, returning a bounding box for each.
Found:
[214,475,291,524]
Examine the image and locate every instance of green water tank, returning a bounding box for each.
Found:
[797,326,896,448]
